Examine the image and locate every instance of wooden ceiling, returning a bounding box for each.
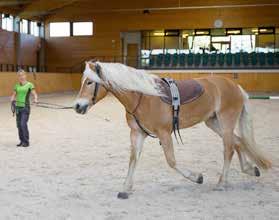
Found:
[0,0,279,20]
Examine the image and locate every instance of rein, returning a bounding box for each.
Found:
[11,101,73,116]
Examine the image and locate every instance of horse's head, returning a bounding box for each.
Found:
[74,61,108,114]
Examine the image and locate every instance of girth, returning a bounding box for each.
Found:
[161,78,183,143]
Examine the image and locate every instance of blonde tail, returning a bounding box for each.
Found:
[238,86,272,169]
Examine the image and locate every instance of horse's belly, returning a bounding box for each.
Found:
[179,79,218,128]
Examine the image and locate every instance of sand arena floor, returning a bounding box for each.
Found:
[0,92,279,220]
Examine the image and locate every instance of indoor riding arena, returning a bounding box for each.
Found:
[1,1,279,219]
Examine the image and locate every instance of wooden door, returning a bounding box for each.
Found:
[127,43,138,68]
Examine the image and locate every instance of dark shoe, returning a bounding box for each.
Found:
[22,143,30,147]
[16,142,23,147]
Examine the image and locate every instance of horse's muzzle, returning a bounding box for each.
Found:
[74,103,88,114]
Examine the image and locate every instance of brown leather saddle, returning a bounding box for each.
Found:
[160,79,204,105]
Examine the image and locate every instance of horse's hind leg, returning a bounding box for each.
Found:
[117,129,146,199]
[205,117,260,177]
[205,112,236,189]
[234,137,260,177]
[158,131,203,184]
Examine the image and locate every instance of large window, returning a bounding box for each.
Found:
[50,22,70,37]
[49,21,93,37]
[141,27,278,55]
[73,22,93,36]
[30,21,39,37]
[20,19,28,34]
[1,14,13,31]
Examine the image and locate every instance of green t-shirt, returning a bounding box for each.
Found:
[14,82,35,107]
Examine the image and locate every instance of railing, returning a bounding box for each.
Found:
[144,52,279,70]
[63,53,279,73]
[4,52,279,74]
[0,64,47,72]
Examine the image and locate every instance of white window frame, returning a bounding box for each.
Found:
[20,19,29,34]
[73,21,93,36]
[1,14,14,31]
[49,22,70,37]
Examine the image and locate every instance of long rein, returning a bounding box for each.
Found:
[11,101,73,116]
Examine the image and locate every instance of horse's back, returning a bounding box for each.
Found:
[195,76,244,113]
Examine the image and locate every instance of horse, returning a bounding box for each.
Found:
[74,61,271,199]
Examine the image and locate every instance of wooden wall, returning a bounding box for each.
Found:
[18,34,41,66]
[0,29,16,64]
[152,71,279,92]
[0,28,41,66]
[45,5,279,71]
[0,72,81,97]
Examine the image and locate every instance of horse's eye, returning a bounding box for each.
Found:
[87,81,93,85]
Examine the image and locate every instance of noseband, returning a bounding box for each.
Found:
[92,64,101,105]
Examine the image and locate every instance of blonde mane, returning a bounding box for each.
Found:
[88,61,163,96]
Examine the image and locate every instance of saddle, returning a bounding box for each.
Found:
[159,78,204,143]
[160,79,204,105]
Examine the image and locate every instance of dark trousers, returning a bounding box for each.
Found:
[16,107,30,144]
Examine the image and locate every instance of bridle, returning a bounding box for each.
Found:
[90,64,157,139]
[91,64,101,105]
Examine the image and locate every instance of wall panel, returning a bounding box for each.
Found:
[45,5,279,71]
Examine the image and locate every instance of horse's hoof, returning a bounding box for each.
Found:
[196,174,203,184]
[117,192,129,199]
[254,167,261,177]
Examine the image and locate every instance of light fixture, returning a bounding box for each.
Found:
[214,19,223,28]
[153,32,164,36]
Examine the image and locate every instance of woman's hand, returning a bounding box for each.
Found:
[31,90,38,104]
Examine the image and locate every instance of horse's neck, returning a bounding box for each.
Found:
[110,90,140,113]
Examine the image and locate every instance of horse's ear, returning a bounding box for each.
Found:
[87,62,104,81]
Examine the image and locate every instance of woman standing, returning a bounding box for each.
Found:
[11,70,38,147]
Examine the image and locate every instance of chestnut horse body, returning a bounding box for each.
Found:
[74,61,271,199]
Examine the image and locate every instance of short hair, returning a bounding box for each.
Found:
[17,69,26,75]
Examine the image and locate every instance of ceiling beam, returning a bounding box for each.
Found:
[0,0,32,7]
[17,0,78,19]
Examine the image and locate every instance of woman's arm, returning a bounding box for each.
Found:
[31,89,38,103]
[11,91,16,102]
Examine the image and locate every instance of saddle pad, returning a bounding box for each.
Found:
[160,79,204,105]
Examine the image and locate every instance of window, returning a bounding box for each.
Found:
[30,21,39,36]
[50,22,70,37]
[190,36,211,53]
[231,35,256,53]
[73,22,93,36]
[20,19,29,34]
[1,14,13,31]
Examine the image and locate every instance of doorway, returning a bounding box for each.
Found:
[121,32,141,68]
[127,43,138,68]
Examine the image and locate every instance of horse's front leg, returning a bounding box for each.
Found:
[158,131,203,184]
[117,128,146,199]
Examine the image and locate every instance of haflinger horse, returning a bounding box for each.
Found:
[74,61,271,199]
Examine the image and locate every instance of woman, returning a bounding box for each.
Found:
[11,70,38,147]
